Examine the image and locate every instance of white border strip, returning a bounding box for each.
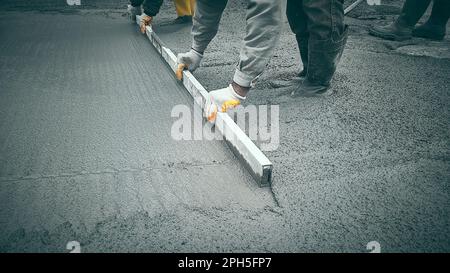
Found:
[136,16,272,186]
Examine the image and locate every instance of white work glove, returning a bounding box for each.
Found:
[205,85,246,123]
[177,49,203,72]
[127,5,142,21]
[139,13,153,34]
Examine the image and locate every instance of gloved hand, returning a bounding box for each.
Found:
[204,85,246,123]
[127,5,141,22]
[177,48,203,70]
[140,13,153,34]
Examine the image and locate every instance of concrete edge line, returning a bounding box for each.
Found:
[136,15,273,187]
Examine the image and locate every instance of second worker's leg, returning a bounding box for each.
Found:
[413,0,450,40]
[271,0,307,89]
[291,0,348,97]
[191,0,228,54]
[233,0,282,89]
[287,0,309,78]
[202,0,282,123]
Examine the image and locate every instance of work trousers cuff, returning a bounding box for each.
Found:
[192,40,208,55]
[233,69,254,88]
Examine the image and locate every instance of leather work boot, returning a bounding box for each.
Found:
[369,0,435,41]
[291,26,349,98]
[369,18,413,41]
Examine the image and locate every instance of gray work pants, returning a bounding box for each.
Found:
[191,0,282,88]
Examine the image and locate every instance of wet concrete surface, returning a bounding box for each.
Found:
[0,10,278,252]
[0,0,449,252]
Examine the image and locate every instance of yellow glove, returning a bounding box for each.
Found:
[204,85,245,123]
[176,49,204,80]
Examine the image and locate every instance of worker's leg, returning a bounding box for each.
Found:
[399,0,432,26]
[191,0,228,54]
[302,0,346,40]
[233,0,282,88]
[286,0,309,77]
[201,0,281,123]
[429,0,450,26]
[291,0,348,97]
[369,0,431,41]
[413,0,450,40]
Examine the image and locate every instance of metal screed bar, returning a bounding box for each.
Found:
[344,0,365,15]
[136,16,273,186]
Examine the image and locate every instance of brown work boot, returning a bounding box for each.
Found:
[369,18,413,41]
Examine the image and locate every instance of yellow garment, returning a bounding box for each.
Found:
[173,0,196,17]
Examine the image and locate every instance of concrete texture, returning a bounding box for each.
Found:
[0,9,277,252]
[0,0,449,252]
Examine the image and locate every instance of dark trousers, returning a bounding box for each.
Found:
[286,0,345,42]
[286,0,347,83]
[130,0,144,7]
[130,0,163,17]
[400,0,450,27]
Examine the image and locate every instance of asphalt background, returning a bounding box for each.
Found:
[0,0,449,252]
